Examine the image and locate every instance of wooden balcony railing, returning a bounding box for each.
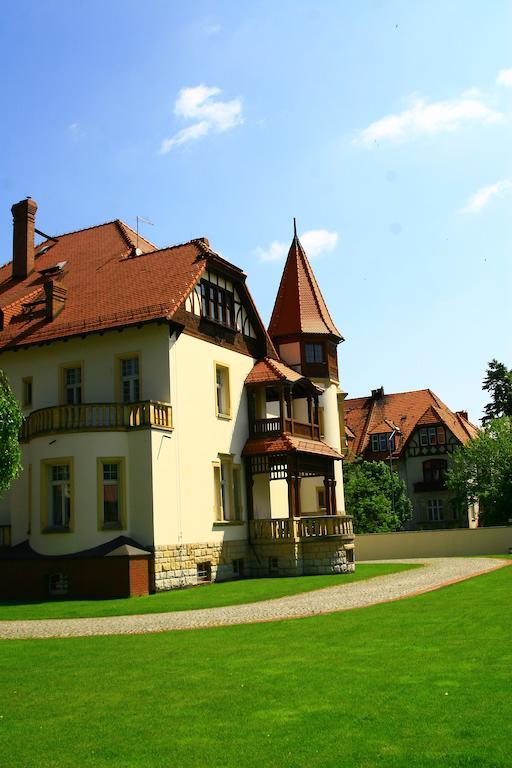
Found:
[21,401,173,442]
[249,416,320,441]
[250,515,353,541]
[0,525,11,547]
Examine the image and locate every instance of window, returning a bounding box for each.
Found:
[43,461,73,530]
[371,433,393,452]
[215,363,231,418]
[419,426,445,447]
[316,487,327,512]
[233,558,244,578]
[48,572,69,596]
[427,499,444,522]
[62,365,82,404]
[22,377,32,408]
[269,557,279,574]
[200,278,235,328]
[120,356,140,403]
[423,459,447,483]
[197,562,212,582]
[97,458,125,529]
[304,343,324,364]
[213,457,242,522]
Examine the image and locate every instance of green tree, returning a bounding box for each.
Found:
[447,417,512,526]
[343,459,412,533]
[482,359,512,424]
[0,370,23,496]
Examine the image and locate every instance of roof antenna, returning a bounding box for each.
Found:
[293,217,298,239]
[136,215,154,252]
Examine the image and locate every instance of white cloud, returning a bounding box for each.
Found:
[354,95,503,147]
[460,179,512,214]
[160,85,243,153]
[255,230,338,262]
[204,23,222,35]
[497,68,512,87]
[299,230,339,258]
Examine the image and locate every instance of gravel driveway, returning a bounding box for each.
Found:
[0,557,507,640]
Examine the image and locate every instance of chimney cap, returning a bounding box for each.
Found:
[371,386,385,400]
[12,197,38,214]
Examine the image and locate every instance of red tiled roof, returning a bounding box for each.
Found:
[0,219,223,350]
[268,232,342,341]
[245,357,305,386]
[344,389,479,459]
[243,433,342,459]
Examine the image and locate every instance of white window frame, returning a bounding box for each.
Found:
[63,366,82,405]
[121,357,140,403]
[213,456,242,522]
[215,363,231,418]
[427,499,444,522]
[48,464,71,528]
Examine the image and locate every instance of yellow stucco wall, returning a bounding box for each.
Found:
[356,526,512,559]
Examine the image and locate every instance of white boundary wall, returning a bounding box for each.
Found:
[356,526,512,560]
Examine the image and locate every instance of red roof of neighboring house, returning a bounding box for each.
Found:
[344,388,478,459]
[268,228,342,341]
[0,216,274,354]
[243,434,342,459]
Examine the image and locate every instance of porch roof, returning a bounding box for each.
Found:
[242,434,342,459]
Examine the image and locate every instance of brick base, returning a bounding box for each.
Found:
[0,554,151,600]
[153,538,355,590]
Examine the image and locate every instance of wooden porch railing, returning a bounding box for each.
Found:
[249,416,321,441]
[251,417,282,437]
[0,525,11,547]
[21,401,173,441]
[250,515,353,541]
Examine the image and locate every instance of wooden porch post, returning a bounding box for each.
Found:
[279,386,286,433]
[323,476,332,516]
[330,479,337,516]
[295,475,301,518]
[287,458,296,518]
[307,395,313,438]
[245,459,254,521]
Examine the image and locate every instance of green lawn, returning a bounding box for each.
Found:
[0,562,417,620]
[0,563,510,767]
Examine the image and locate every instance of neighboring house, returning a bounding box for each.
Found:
[0,199,353,600]
[342,386,479,529]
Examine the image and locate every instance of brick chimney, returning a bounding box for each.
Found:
[371,386,385,400]
[12,197,38,280]
[456,410,469,422]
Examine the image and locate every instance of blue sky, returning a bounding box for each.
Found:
[1,0,511,422]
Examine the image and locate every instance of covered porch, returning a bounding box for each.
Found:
[243,446,353,544]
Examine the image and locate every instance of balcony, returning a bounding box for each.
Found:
[250,416,321,440]
[413,480,446,493]
[250,515,353,541]
[21,401,173,442]
[0,526,11,547]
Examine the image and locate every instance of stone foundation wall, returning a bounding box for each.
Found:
[154,540,249,591]
[153,537,355,590]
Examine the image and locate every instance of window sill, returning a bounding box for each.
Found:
[213,520,244,527]
[216,413,232,421]
[101,523,124,531]
[42,526,72,534]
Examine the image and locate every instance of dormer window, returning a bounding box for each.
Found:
[200,278,235,329]
[371,433,394,452]
[418,426,445,447]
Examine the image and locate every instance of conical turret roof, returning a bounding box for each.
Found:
[268,223,342,341]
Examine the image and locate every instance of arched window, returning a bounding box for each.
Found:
[423,459,447,483]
